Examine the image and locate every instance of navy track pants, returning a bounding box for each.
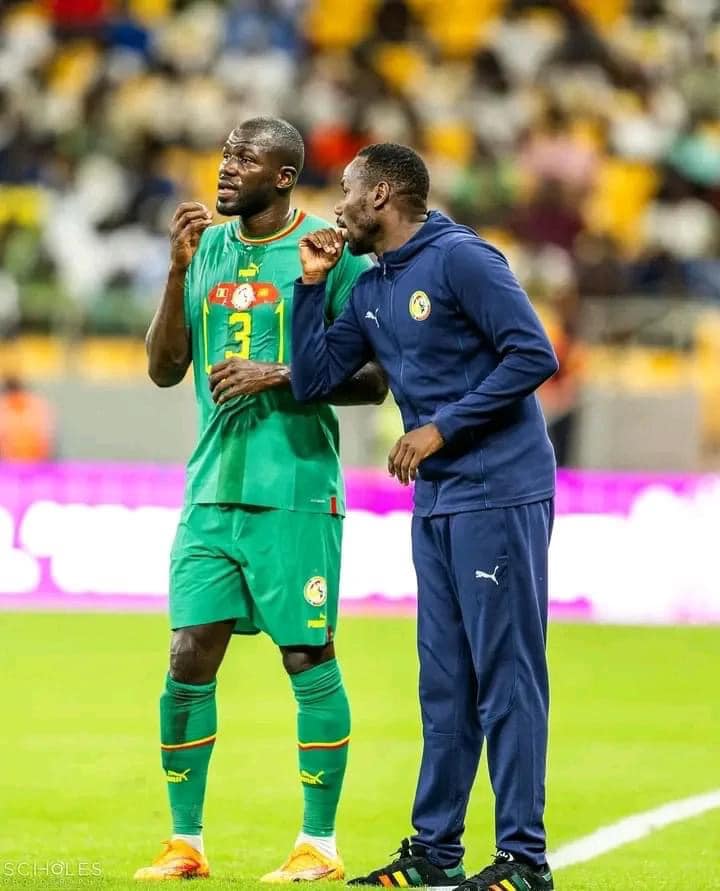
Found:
[410,500,553,869]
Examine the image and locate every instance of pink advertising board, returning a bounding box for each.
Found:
[1,462,719,623]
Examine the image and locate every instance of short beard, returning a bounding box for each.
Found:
[347,213,381,256]
[347,238,373,256]
[216,197,242,217]
[216,187,274,219]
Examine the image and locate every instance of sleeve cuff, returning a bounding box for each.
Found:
[432,407,460,444]
[294,277,328,295]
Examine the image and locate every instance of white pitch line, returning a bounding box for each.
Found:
[549,788,720,870]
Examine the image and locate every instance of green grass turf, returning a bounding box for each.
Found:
[1,615,719,889]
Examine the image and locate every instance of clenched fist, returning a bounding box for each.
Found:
[299,228,345,284]
[170,202,213,271]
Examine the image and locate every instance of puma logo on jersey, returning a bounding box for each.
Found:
[239,262,261,278]
[475,566,500,585]
[166,769,191,783]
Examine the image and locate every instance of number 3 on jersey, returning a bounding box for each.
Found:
[202,297,285,371]
[226,303,285,362]
[226,311,252,359]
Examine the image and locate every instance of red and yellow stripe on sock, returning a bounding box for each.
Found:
[297,734,350,751]
[161,733,217,752]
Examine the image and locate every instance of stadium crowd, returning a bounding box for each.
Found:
[0,0,719,337]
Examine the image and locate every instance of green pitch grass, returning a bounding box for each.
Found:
[1,615,718,890]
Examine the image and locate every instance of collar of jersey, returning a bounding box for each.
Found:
[235,209,305,244]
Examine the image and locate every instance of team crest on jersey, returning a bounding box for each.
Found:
[409,290,431,321]
[208,281,280,310]
[304,576,327,607]
[231,283,255,310]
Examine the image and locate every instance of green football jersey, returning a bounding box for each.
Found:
[182,210,372,514]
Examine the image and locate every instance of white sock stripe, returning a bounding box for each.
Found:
[171,833,204,855]
[295,831,338,860]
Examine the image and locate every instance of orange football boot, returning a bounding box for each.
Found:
[261,842,345,883]
[134,839,209,881]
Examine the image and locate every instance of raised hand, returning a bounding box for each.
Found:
[170,202,213,271]
[299,228,345,283]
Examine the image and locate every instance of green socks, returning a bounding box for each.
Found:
[160,674,217,835]
[291,659,351,837]
[159,662,348,839]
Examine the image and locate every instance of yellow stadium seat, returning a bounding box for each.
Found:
[692,312,720,445]
[304,0,375,49]
[73,339,148,380]
[187,151,223,213]
[583,345,691,391]
[424,122,474,163]
[48,42,101,95]
[5,2,46,22]
[575,0,628,29]
[0,338,65,380]
[583,158,658,254]
[129,0,171,23]
[0,186,48,227]
[477,227,517,255]
[372,43,427,91]
[423,0,502,56]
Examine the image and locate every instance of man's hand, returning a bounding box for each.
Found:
[388,423,445,486]
[209,358,289,404]
[170,202,213,271]
[299,228,345,284]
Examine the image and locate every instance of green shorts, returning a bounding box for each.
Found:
[170,504,343,646]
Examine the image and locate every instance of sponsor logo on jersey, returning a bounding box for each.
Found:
[238,261,261,278]
[304,576,327,607]
[307,613,327,629]
[166,768,191,783]
[208,281,279,310]
[409,290,431,321]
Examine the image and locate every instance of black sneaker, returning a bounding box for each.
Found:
[455,850,553,891]
[348,838,466,887]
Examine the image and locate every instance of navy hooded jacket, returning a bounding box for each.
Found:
[290,211,558,517]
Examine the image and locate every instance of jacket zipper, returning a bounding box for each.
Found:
[384,262,438,510]
[385,264,420,429]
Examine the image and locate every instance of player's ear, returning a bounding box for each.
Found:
[373,181,391,210]
[277,166,298,191]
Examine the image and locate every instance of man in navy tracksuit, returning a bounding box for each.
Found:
[290,144,558,891]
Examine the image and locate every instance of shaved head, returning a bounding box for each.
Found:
[233,117,305,175]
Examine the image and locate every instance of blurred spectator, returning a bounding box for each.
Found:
[0,376,56,462]
[574,232,628,297]
[510,178,586,251]
[518,107,598,194]
[538,319,585,468]
[447,139,517,228]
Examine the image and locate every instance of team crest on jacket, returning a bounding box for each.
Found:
[409,290,431,321]
[304,576,327,607]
